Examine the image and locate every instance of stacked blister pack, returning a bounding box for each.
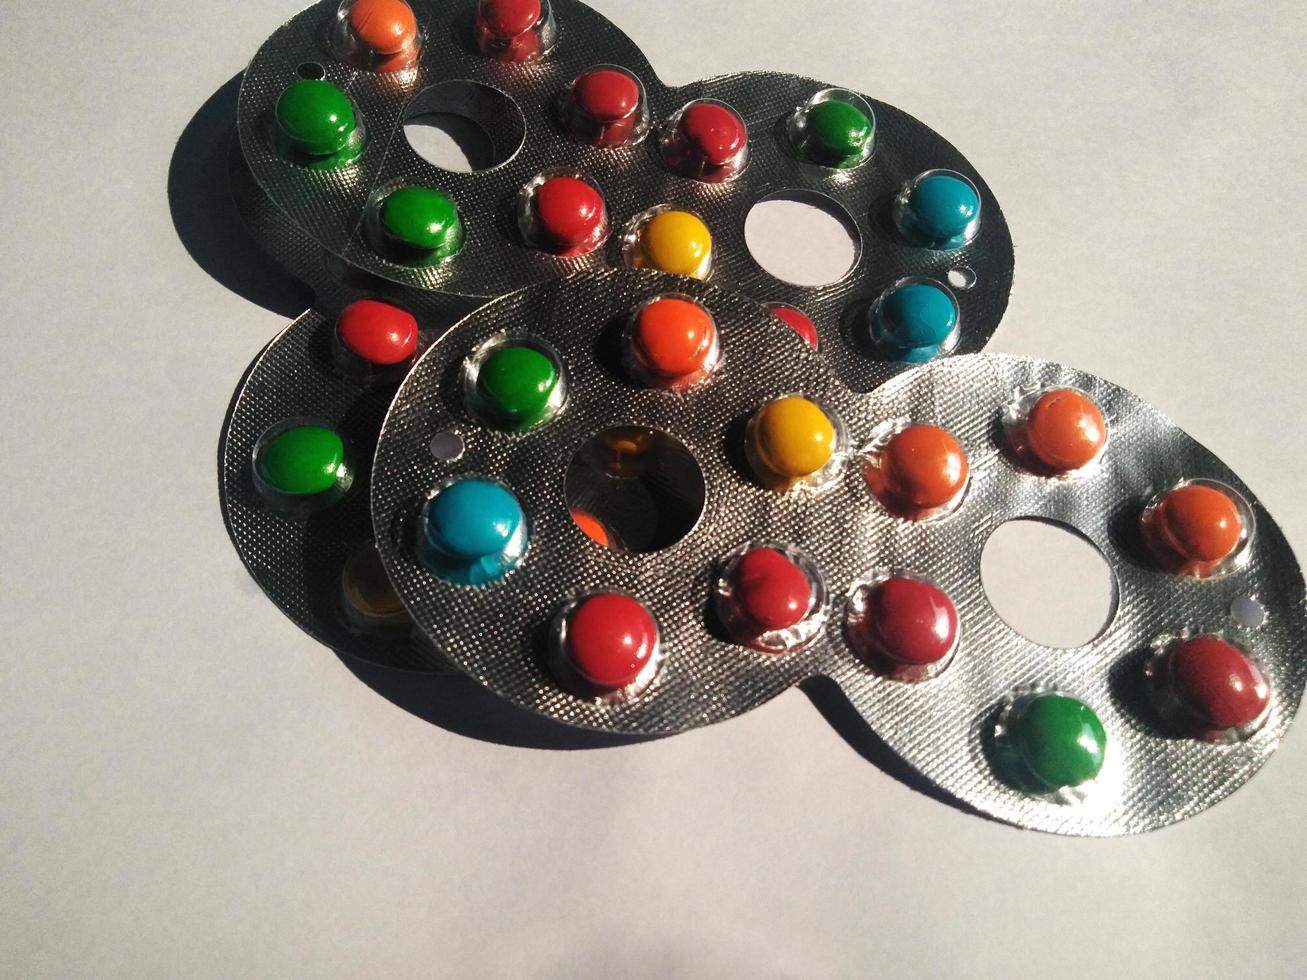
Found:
[219,0,1304,835]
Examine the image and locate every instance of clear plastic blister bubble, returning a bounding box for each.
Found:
[714,543,829,655]
[370,276,1306,835]
[234,0,1015,393]
[1002,384,1110,479]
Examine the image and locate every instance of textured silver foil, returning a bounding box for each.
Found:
[236,0,1014,393]
[220,291,478,672]
[373,271,1306,835]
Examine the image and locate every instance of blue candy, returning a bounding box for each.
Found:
[872,281,958,363]
[902,173,980,248]
[420,478,528,585]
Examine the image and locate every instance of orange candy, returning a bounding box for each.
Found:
[874,424,969,515]
[629,297,717,387]
[349,0,418,54]
[1146,483,1244,574]
[1023,388,1107,474]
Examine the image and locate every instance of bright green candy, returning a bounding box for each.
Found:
[379,187,463,257]
[275,80,356,156]
[257,425,346,496]
[477,346,558,428]
[804,99,873,165]
[1007,693,1107,792]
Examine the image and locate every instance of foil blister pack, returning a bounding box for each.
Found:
[235,0,1015,392]
[220,284,479,672]
[371,272,1306,835]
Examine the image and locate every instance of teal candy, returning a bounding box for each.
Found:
[873,282,957,359]
[906,174,979,245]
[425,480,522,558]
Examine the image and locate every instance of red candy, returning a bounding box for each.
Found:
[1163,636,1269,735]
[336,299,418,366]
[477,0,540,37]
[732,548,812,632]
[564,593,658,690]
[768,303,819,348]
[679,102,747,165]
[850,577,959,679]
[475,0,545,60]
[661,100,748,181]
[532,176,605,253]
[573,68,641,123]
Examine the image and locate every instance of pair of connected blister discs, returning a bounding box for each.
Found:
[218,0,1305,835]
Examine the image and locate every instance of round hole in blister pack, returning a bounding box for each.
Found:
[980,518,1117,649]
[402,80,526,173]
[744,190,860,287]
[564,427,706,554]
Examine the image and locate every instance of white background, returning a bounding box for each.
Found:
[3,1,1306,976]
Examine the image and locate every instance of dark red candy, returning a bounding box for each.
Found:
[477,0,540,38]
[857,577,958,667]
[336,299,418,366]
[572,68,641,123]
[565,593,658,690]
[679,102,747,165]
[733,548,811,632]
[1165,636,1269,731]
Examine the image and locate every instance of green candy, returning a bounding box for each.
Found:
[379,187,463,258]
[275,79,356,157]
[803,99,873,167]
[1004,693,1107,793]
[257,425,346,496]
[477,346,559,429]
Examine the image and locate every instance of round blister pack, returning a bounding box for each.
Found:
[372,271,1306,835]
[236,0,1014,393]
[220,283,480,672]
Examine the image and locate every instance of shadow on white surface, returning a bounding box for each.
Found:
[168,73,311,318]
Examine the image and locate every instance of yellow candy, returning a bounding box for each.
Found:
[752,396,836,482]
[341,541,408,626]
[631,210,713,278]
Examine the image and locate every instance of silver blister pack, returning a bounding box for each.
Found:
[220,285,479,672]
[235,0,1014,393]
[372,271,1305,835]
